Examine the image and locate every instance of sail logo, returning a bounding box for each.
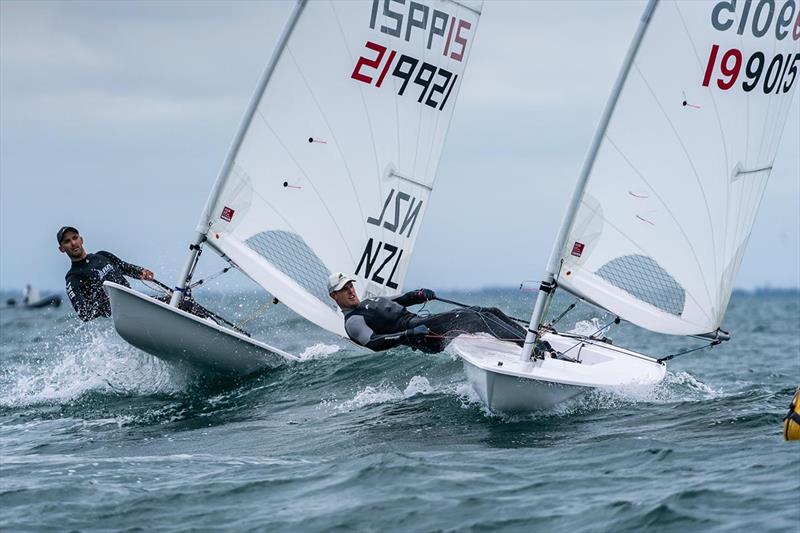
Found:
[704,0,800,94]
[368,0,473,61]
[220,206,235,222]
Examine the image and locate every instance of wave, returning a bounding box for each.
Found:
[298,343,341,361]
[330,375,435,412]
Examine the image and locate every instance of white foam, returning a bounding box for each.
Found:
[297,343,340,361]
[568,317,607,337]
[403,375,433,396]
[335,375,433,411]
[1,324,187,407]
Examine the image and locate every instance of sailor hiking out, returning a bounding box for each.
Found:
[58,226,217,322]
[58,226,157,321]
[328,273,526,353]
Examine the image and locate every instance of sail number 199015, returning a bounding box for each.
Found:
[704,0,800,94]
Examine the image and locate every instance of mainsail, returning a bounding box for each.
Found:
[551,0,799,337]
[184,0,483,335]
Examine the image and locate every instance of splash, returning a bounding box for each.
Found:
[335,376,433,411]
[0,323,188,407]
[568,317,607,337]
[298,343,340,361]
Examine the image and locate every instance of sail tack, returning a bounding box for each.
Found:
[558,0,799,336]
[201,0,482,335]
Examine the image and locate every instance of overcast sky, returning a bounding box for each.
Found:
[1,0,798,294]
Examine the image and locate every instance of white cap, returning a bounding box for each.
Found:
[328,272,356,293]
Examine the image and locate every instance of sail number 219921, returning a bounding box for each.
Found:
[351,41,458,111]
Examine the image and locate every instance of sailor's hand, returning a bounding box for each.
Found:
[418,289,436,301]
[140,269,155,281]
[405,325,431,338]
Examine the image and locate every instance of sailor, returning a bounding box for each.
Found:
[328,272,527,353]
[22,284,34,305]
[58,226,155,321]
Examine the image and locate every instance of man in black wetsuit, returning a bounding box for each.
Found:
[328,273,527,353]
[58,226,155,321]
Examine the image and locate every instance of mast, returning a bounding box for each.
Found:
[520,0,659,360]
[170,0,308,307]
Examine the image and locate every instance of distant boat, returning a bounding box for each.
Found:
[105,0,483,375]
[5,285,62,309]
[453,0,800,412]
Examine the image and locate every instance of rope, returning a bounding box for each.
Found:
[424,329,523,343]
[235,297,280,331]
[657,339,721,363]
[138,279,170,296]
[188,266,232,290]
[433,296,528,323]
[555,316,620,359]
[547,301,578,328]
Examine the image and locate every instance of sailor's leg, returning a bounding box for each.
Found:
[464,307,526,346]
[481,307,527,337]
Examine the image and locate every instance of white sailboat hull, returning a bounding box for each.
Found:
[104,282,298,376]
[452,333,666,413]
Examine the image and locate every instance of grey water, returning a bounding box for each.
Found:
[1,288,798,532]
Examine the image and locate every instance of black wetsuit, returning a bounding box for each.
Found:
[344,290,527,353]
[65,251,146,321]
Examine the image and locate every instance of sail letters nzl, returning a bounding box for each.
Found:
[355,189,422,289]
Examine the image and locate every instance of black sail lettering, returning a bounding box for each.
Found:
[367,189,395,226]
[371,243,398,285]
[711,0,736,31]
[383,191,410,232]
[405,2,429,42]
[355,238,382,278]
[381,0,404,37]
[399,199,423,237]
[385,249,404,289]
[428,10,449,50]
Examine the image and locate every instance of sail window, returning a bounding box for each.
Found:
[595,254,685,316]
[246,231,331,303]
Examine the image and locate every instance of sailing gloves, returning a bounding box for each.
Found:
[417,289,436,301]
[404,325,431,338]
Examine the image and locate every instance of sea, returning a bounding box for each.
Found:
[1,287,798,532]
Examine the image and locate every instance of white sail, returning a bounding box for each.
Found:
[198,0,482,335]
[556,0,799,336]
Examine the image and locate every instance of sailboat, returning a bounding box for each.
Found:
[453,0,800,411]
[104,0,484,375]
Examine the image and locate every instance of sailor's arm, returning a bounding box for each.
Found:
[392,289,436,307]
[345,315,429,352]
[97,251,154,280]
